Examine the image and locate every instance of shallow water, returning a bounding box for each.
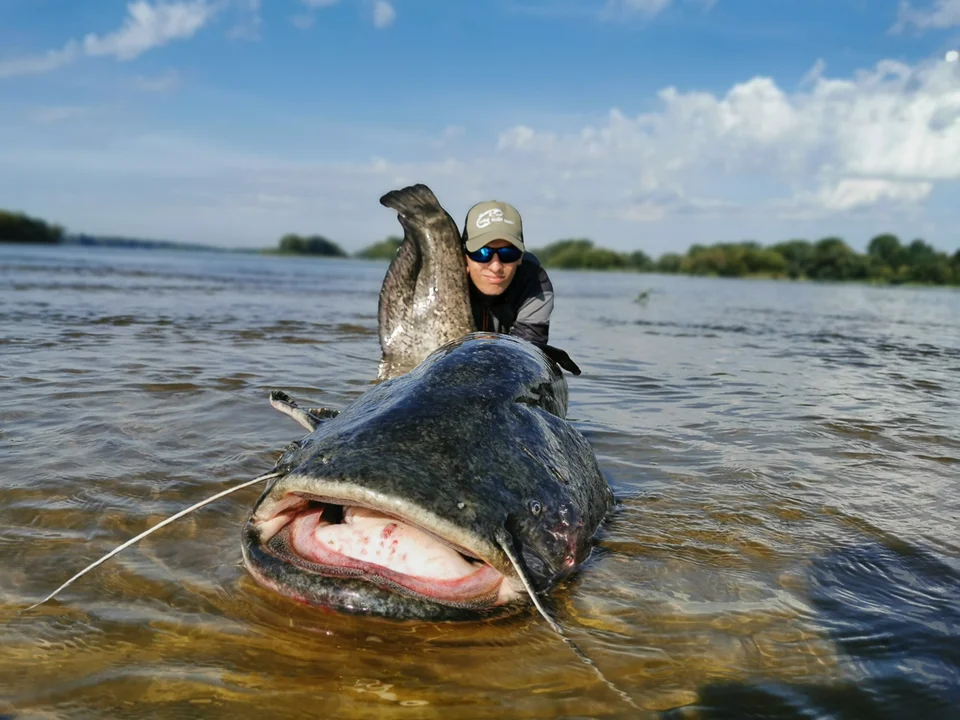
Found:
[1,243,958,719]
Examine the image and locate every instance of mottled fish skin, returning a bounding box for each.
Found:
[242,333,615,620]
[376,184,475,381]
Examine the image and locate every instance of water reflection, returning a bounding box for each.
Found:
[665,538,960,719]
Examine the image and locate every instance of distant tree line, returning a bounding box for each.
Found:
[529,238,654,271]
[271,233,348,257]
[7,205,958,286]
[295,231,960,286]
[67,233,221,252]
[522,234,960,286]
[355,235,403,260]
[0,210,64,244]
[269,233,402,260]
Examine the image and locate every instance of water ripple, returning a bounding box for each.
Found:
[2,248,959,718]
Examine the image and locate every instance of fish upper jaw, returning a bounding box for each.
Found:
[243,485,528,613]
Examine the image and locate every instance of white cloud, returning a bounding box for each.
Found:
[293,0,393,30]
[799,58,828,88]
[82,1,214,60]
[227,0,262,40]
[495,56,960,220]
[372,0,396,28]
[0,1,216,78]
[289,13,317,29]
[29,106,90,125]
[600,0,715,19]
[442,125,466,141]
[131,69,182,93]
[614,0,672,16]
[1,54,958,254]
[0,43,80,79]
[893,0,960,32]
[804,179,934,213]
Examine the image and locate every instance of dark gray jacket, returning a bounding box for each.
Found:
[468,252,554,346]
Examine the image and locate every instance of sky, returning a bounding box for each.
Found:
[1,0,959,256]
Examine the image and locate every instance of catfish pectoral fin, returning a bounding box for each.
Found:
[269,390,335,432]
[538,344,582,376]
[305,407,340,420]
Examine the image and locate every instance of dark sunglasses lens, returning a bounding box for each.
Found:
[468,247,494,262]
[468,247,522,263]
[498,247,522,263]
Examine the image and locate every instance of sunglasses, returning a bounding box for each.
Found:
[466,246,523,264]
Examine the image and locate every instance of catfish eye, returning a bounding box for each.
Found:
[529,500,542,516]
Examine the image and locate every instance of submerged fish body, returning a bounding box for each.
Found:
[242,332,615,619]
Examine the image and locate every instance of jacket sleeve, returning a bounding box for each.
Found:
[509,263,554,346]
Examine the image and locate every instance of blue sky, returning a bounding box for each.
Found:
[1,0,959,255]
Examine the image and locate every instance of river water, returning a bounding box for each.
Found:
[1,243,958,719]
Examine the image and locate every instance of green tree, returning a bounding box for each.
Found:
[674,242,786,278]
[356,235,403,260]
[903,238,953,284]
[867,233,906,268]
[770,239,814,279]
[278,234,303,253]
[578,247,628,269]
[276,233,346,257]
[0,210,64,244]
[744,246,788,276]
[807,237,869,281]
[627,249,654,271]
[532,238,597,266]
[656,253,684,273]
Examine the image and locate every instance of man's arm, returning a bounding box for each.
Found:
[509,260,555,345]
[510,291,554,345]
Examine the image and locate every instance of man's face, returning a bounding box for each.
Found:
[465,239,523,296]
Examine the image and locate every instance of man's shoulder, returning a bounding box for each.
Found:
[518,251,552,289]
[502,251,552,307]
[509,250,555,340]
[518,251,549,279]
[522,251,544,268]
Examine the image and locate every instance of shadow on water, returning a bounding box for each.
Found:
[665,538,960,720]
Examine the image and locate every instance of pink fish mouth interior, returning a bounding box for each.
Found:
[251,495,520,607]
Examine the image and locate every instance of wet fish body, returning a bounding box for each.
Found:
[376,183,474,381]
[241,331,615,620]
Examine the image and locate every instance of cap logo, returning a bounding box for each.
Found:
[475,208,515,230]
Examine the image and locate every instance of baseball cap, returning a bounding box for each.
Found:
[462,200,524,253]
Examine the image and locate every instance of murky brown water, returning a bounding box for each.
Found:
[2,244,959,719]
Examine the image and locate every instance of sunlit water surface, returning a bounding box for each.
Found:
[1,244,958,719]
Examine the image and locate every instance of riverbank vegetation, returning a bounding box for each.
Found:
[267,233,348,257]
[66,233,223,252]
[0,210,64,244]
[525,234,960,286]
[350,233,960,286]
[6,205,959,286]
[355,236,403,260]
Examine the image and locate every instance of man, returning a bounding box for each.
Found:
[461,200,555,346]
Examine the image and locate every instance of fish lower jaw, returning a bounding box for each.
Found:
[244,500,524,612]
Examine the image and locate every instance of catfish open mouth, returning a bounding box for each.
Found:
[243,493,524,611]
